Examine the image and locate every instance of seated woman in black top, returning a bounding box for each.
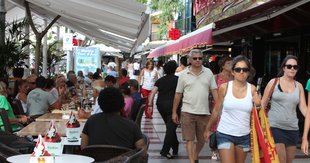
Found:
[81,87,145,151]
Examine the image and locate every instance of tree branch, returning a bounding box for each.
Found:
[24,1,39,36]
[42,15,61,36]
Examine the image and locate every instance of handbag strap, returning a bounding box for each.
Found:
[267,78,278,100]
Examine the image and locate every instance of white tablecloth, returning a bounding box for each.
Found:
[7,154,94,163]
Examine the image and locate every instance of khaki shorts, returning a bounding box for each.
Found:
[181,112,210,142]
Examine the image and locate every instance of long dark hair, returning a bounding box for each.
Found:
[277,55,298,77]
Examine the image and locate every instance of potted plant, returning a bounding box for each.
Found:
[12,61,29,78]
[0,19,31,78]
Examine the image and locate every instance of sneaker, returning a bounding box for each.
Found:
[211,152,218,160]
[160,153,173,159]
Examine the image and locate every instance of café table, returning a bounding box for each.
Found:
[16,121,85,137]
[51,109,78,114]
[36,113,87,122]
[7,154,94,163]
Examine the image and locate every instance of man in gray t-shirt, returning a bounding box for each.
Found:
[27,76,62,117]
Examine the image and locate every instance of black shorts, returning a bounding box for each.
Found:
[271,127,299,145]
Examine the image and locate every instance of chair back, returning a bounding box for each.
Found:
[0,130,35,153]
[129,99,140,121]
[142,133,149,150]
[0,109,13,133]
[125,148,145,163]
[81,145,132,162]
[0,143,21,163]
[135,104,146,129]
[11,99,26,115]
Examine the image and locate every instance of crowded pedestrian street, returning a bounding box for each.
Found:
[2,0,310,163]
[144,106,310,163]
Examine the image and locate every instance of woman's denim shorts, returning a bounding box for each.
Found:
[216,131,250,152]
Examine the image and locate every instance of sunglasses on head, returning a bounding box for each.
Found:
[233,67,250,73]
[285,64,298,70]
[192,57,203,61]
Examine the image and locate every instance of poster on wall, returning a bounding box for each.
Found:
[74,47,101,75]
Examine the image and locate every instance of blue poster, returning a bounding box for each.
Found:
[74,47,101,75]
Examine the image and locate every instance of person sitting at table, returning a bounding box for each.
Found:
[128,79,142,121]
[104,75,116,87]
[55,74,70,103]
[119,82,134,118]
[26,76,64,118]
[81,87,146,151]
[26,74,37,93]
[84,72,93,86]
[0,81,28,131]
[117,68,129,86]
[66,71,78,97]
[14,79,29,114]
[78,80,105,119]
[45,78,58,99]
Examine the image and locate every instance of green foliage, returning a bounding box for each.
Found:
[0,18,31,76]
[137,0,183,39]
[31,40,65,77]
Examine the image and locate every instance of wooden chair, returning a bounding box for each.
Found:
[81,145,132,162]
[0,109,24,133]
[0,130,35,154]
[11,99,26,115]
[135,104,146,129]
[0,109,13,133]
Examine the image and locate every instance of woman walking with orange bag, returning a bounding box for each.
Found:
[205,55,261,163]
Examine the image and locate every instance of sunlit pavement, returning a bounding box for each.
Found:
[142,106,310,163]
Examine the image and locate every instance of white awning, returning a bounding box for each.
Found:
[6,0,150,53]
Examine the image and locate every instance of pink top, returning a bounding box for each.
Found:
[124,96,134,118]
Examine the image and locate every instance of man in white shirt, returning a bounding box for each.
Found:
[172,49,218,163]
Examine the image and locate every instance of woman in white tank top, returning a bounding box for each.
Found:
[139,60,158,119]
[205,55,261,163]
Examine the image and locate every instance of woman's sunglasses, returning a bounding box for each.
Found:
[285,64,298,70]
[233,67,250,73]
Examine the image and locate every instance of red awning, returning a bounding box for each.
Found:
[148,23,214,58]
[147,40,180,58]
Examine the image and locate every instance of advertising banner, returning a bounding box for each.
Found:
[74,47,101,75]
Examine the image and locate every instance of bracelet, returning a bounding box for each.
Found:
[148,104,152,107]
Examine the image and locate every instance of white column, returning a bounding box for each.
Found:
[55,26,60,74]
[66,29,71,73]
[66,51,70,73]
[42,19,48,77]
